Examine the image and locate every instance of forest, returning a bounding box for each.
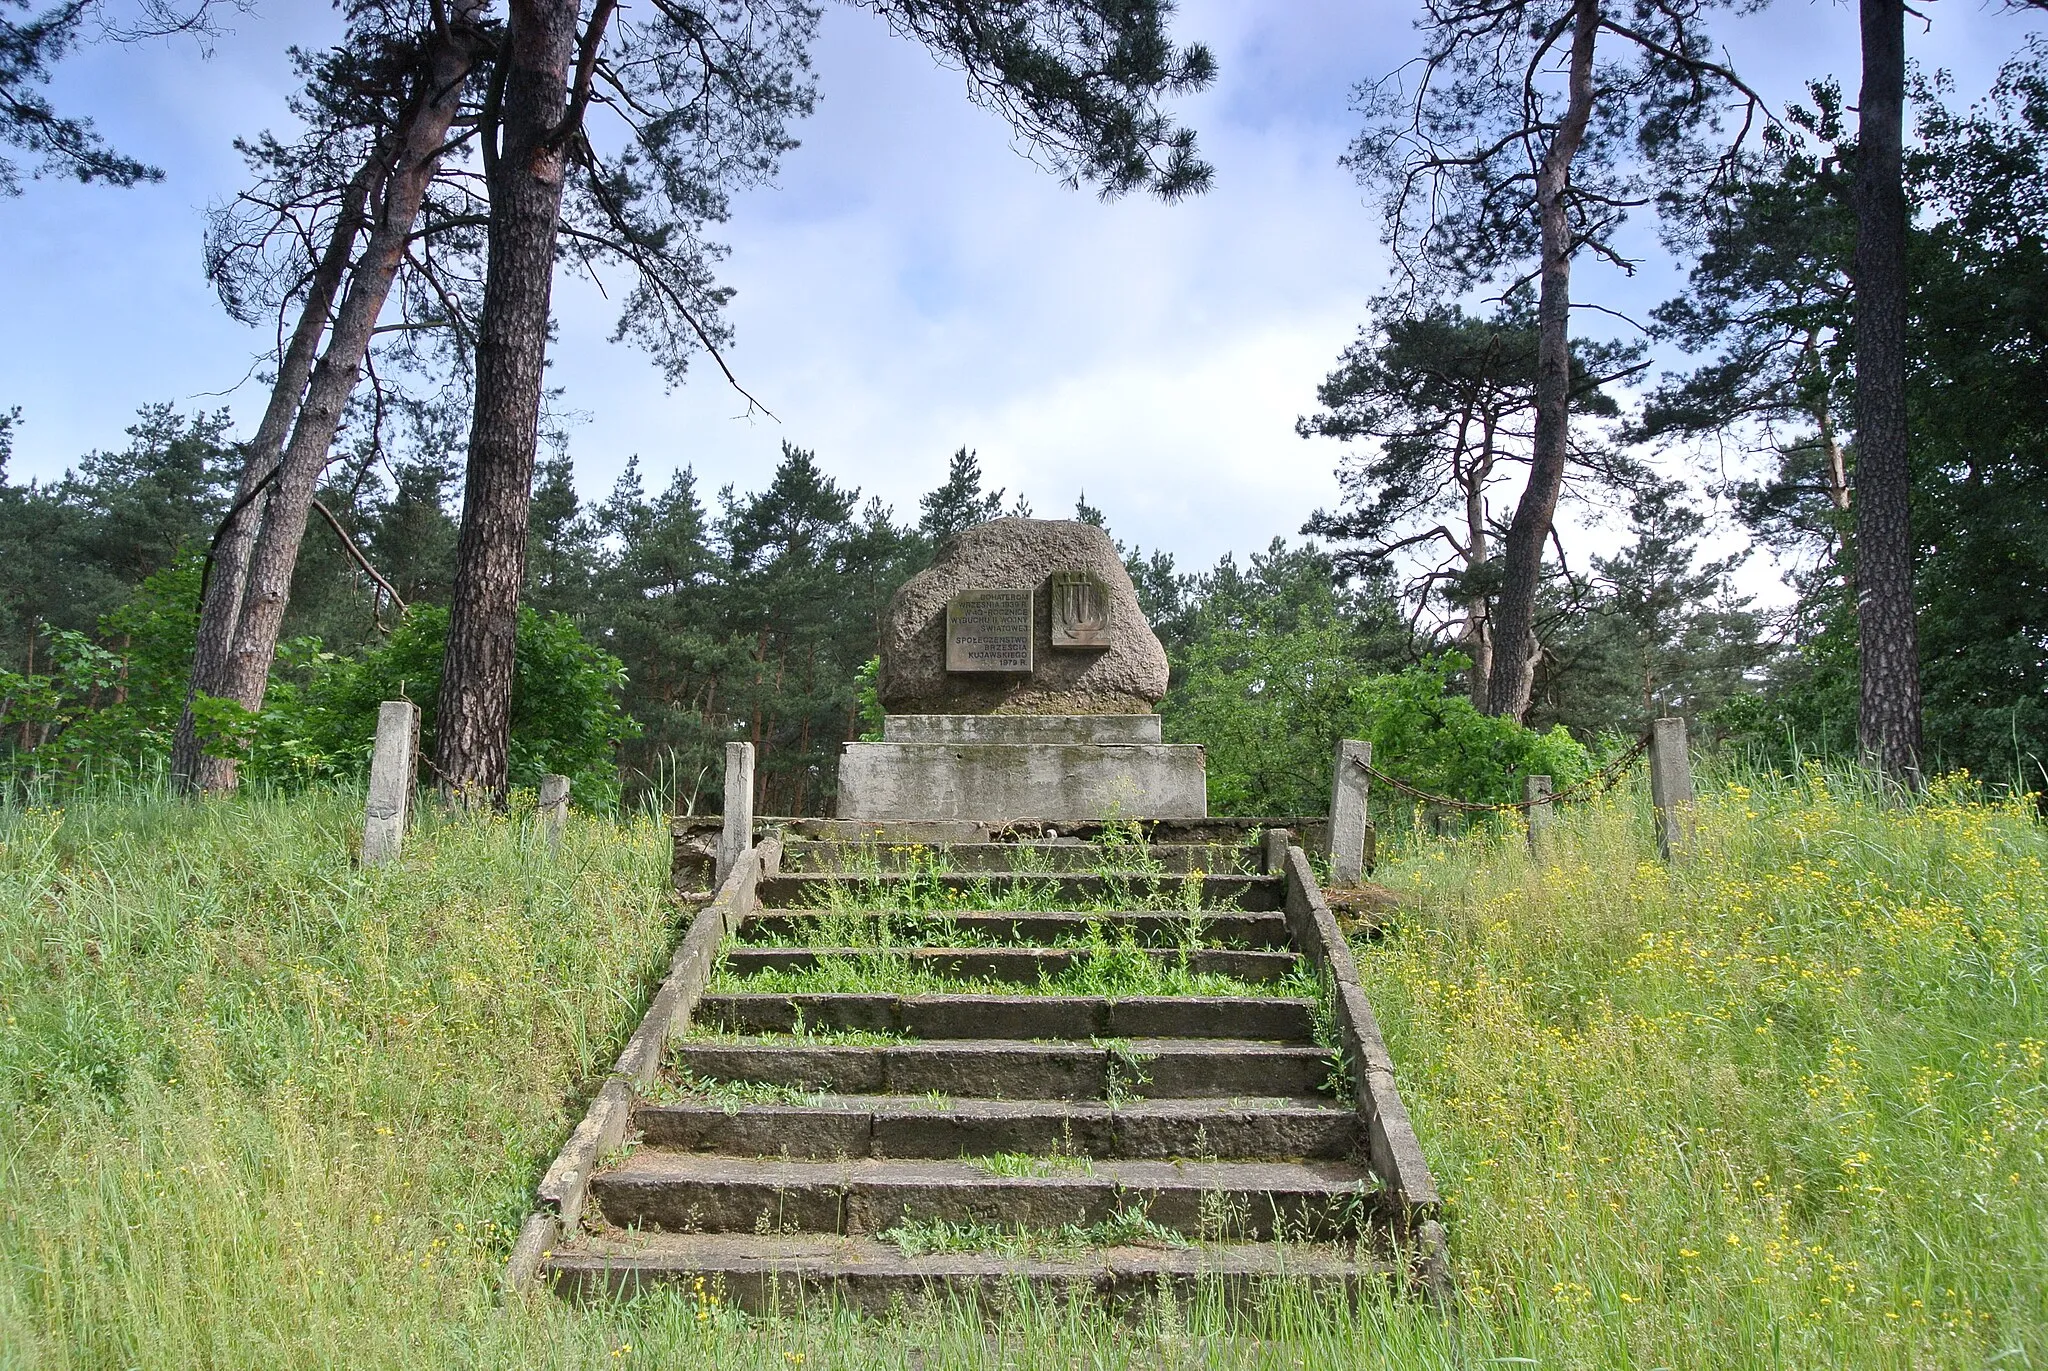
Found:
[0,1,2043,817]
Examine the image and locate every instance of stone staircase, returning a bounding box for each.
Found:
[516,822,1442,1312]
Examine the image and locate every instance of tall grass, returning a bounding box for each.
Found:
[1361,761,2048,1367]
[0,765,2039,1368]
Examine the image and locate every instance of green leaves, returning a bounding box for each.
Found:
[244,604,639,810]
[1160,540,1404,816]
[1350,653,1591,807]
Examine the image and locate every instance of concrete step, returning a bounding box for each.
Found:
[739,909,1292,949]
[757,872,1283,911]
[777,841,1257,875]
[588,1153,1380,1240]
[667,1037,1339,1100]
[547,1232,1388,1313]
[719,946,1301,985]
[693,992,1316,1042]
[762,817,1324,847]
[636,1093,1359,1161]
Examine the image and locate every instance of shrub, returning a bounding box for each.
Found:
[1352,653,1594,807]
[250,605,639,808]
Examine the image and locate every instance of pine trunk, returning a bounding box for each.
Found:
[1463,413,1495,711]
[1852,0,1923,783]
[168,161,373,795]
[1485,0,1598,720]
[432,0,581,800]
[205,11,483,791]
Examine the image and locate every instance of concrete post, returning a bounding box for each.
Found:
[361,700,418,866]
[1524,774,1553,854]
[715,741,755,886]
[1648,716,1695,861]
[538,774,570,851]
[1328,739,1371,887]
[1260,826,1292,876]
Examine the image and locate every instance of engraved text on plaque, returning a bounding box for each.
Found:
[945,588,1034,672]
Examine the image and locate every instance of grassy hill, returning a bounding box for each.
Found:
[0,768,2040,1368]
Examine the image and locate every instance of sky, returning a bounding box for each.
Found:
[3,0,2041,587]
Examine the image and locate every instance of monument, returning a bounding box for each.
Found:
[837,518,1207,821]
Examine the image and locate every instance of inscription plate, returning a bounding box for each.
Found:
[946,588,1034,672]
[1050,569,1112,649]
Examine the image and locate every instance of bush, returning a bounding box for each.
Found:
[1353,653,1594,807]
[1169,636,1593,815]
[250,605,639,809]
[0,557,202,784]
[1163,600,1373,814]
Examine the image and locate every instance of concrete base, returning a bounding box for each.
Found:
[882,714,1161,744]
[838,717,1206,822]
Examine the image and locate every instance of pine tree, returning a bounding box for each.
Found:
[1300,297,1645,709]
[1535,485,1767,734]
[1352,0,1769,719]
[525,452,599,617]
[917,447,1007,543]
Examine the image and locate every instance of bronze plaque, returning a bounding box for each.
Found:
[946,588,1034,672]
[1050,569,1111,649]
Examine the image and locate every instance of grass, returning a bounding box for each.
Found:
[795,858,1241,917]
[1356,762,2048,1367]
[881,1207,1188,1258]
[803,826,1259,882]
[708,950,1311,1001]
[966,1151,1095,1178]
[641,1071,828,1111]
[0,764,2041,1367]
[1095,1036,1156,1106]
[677,1022,912,1047]
[718,908,1320,1002]
[735,907,1258,952]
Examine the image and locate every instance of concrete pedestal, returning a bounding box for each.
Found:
[838,715,1206,822]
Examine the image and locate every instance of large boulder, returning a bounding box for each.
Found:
[879,518,1169,715]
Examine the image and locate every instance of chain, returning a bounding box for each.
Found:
[1351,731,1653,814]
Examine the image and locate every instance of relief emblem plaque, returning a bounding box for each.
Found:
[1049,569,1112,649]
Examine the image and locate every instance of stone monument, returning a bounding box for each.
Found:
[838,518,1206,821]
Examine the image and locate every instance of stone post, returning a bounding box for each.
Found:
[715,741,755,886]
[1648,716,1695,861]
[1524,774,1553,854]
[361,700,418,866]
[1260,826,1292,876]
[1328,739,1371,887]
[539,774,570,851]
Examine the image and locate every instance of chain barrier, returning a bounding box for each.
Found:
[1350,730,1654,815]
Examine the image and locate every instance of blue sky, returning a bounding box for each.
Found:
[3,0,2040,582]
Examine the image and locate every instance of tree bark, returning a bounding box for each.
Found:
[169,159,374,795]
[433,0,584,800]
[1485,0,1598,720]
[1852,0,1923,783]
[205,8,484,789]
[1462,410,1495,710]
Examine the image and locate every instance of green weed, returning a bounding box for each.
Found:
[642,1071,827,1112]
[880,1205,1188,1259]
[709,954,1283,1000]
[967,1151,1094,1179]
